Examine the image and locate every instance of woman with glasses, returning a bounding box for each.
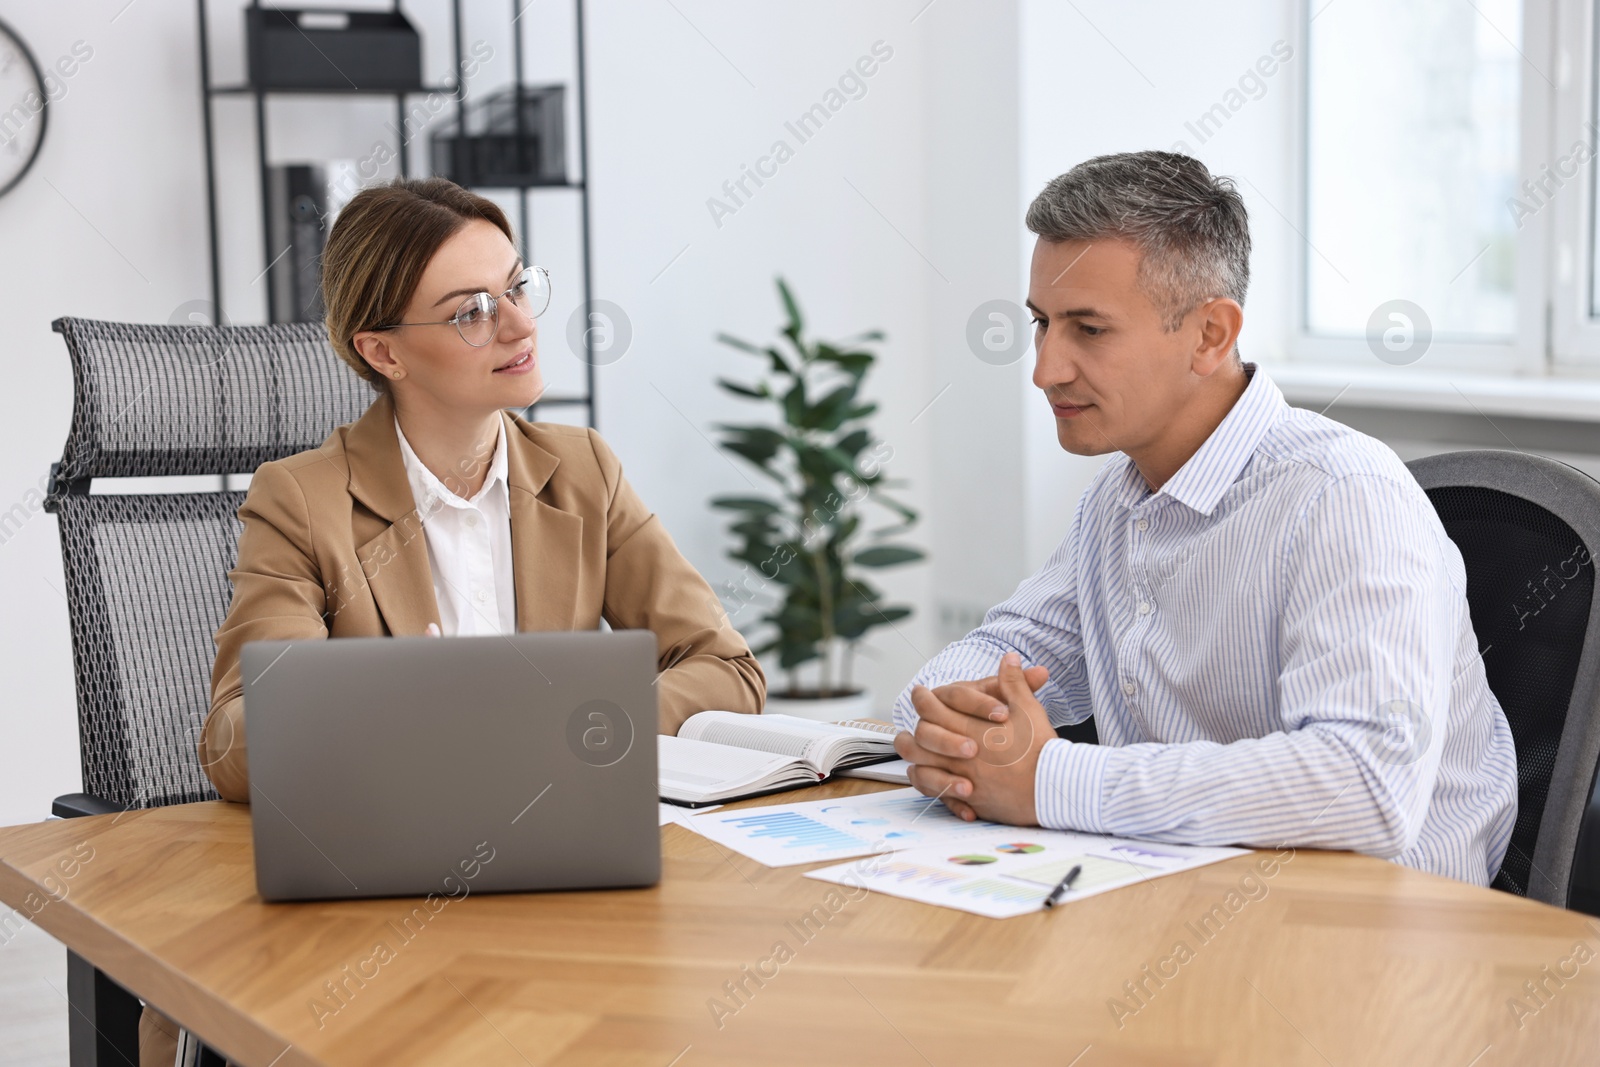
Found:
[194,177,766,803]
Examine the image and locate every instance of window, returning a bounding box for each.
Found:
[1296,0,1555,373]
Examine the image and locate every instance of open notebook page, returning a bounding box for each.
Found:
[658,734,819,803]
[679,712,889,768]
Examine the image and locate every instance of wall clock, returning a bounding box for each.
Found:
[0,17,46,200]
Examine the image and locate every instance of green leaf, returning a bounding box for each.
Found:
[710,496,782,513]
[842,402,878,422]
[714,425,787,451]
[820,445,864,479]
[772,599,823,626]
[729,516,779,540]
[767,346,796,376]
[715,332,763,354]
[870,493,918,524]
[793,443,854,487]
[839,576,881,603]
[834,602,912,641]
[718,440,778,468]
[778,642,822,670]
[717,377,769,400]
[827,352,873,378]
[729,546,776,569]
[777,277,804,338]
[832,428,871,459]
[770,549,815,589]
[802,384,861,432]
[831,512,861,545]
[853,545,925,568]
[716,333,794,376]
[813,343,873,379]
[782,378,808,428]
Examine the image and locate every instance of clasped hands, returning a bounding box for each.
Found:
[892,651,1055,825]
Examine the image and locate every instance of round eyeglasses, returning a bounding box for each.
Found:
[375,266,551,347]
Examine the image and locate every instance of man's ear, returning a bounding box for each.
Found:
[351,331,402,380]
[1191,297,1244,377]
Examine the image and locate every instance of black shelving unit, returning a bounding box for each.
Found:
[193,0,597,428]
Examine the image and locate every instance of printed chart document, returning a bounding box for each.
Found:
[806,829,1248,918]
[673,786,1004,866]
[659,713,897,805]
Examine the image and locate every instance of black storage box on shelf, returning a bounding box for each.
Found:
[431,85,567,187]
[246,7,424,91]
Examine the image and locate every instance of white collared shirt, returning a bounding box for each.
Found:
[394,415,516,636]
[894,363,1517,886]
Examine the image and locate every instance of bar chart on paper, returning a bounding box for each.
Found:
[718,811,870,855]
[673,788,1001,867]
[871,859,967,888]
[947,878,1048,906]
[806,829,1249,918]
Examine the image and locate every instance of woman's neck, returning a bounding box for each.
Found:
[392,395,502,499]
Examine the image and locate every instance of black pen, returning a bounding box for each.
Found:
[1042,864,1082,909]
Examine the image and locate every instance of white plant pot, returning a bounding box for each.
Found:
[763,689,878,723]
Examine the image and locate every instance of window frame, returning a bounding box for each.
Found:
[1548,0,1600,369]
[1286,0,1553,376]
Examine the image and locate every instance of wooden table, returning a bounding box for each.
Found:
[2,781,1597,1066]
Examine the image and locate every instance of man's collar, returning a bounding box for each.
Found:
[1114,362,1286,516]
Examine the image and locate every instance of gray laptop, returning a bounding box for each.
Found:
[240,629,660,902]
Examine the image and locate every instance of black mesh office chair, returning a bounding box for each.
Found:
[43,315,372,1066]
[1407,449,1600,914]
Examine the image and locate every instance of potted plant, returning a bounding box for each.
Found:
[711,278,925,721]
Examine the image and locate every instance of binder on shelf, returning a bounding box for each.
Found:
[431,85,567,188]
[265,164,328,325]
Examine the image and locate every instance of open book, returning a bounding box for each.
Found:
[659,712,898,806]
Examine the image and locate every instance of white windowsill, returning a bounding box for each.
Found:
[1264,361,1600,423]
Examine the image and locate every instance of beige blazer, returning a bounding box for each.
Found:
[199,392,765,802]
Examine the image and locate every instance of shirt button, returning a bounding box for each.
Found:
[1137,601,1151,615]
[1136,518,1149,532]
[1122,681,1136,696]
[464,512,479,528]
[475,589,489,603]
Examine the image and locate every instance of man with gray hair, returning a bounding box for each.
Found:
[892,150,1517,886]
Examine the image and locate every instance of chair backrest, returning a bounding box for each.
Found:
[44,316,373,809]
[1407,449,1600,910]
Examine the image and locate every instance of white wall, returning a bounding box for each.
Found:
[0,1,1024,824]
[1018,0,1297,565]
[920,2,1028,647]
